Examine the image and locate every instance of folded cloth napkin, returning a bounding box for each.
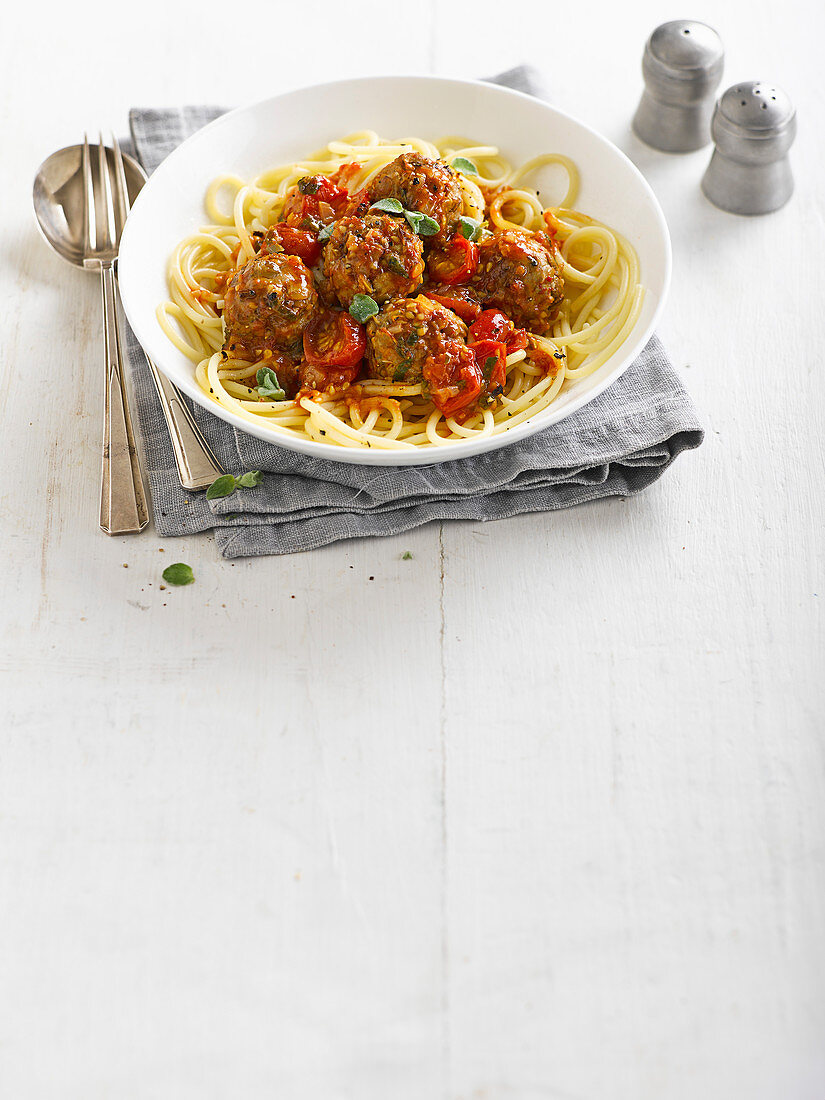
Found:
[126,66,703,558]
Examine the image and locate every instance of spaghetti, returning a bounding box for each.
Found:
[157,132,644,451]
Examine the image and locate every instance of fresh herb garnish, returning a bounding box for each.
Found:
[482,355,498,382]
[317,222,336,241]
[349,294,379,323]
[387,255,408,276]
[404,210,440,237]
[298,176,319,195]
[206,474,237,500]
[370,197,404,214]
[206,471,263,500]
[458,216,482,242]
[256,367,286,399]
[452,156,478,176]
[162,562,195,586]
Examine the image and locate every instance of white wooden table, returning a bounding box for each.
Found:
[2,1,822,1096]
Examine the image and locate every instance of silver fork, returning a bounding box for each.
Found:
[82,133,149,534]
[106,135,224,492]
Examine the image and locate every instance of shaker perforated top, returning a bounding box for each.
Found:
[647,20,725,77]
[718,82,795,132]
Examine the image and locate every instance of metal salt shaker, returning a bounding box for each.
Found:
[701,82,796,214]
[633,20,725,153]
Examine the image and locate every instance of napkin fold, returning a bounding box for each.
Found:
[126,67,703,558]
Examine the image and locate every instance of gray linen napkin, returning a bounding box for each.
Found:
[126,67,703,558]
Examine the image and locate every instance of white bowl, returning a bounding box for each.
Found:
[118,75,671,467]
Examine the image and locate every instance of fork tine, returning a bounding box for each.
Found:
[97,132,116,251]
[110,131,131,230]
[81,132,95,260]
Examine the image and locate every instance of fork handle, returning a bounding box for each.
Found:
[99,262,149,535]
[147,357,223,490]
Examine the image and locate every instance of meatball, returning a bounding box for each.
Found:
[366,295,467,384]
[473,228,564,332]
[323,214,425,307]
[367,152,464,241]
[222,252,318,357]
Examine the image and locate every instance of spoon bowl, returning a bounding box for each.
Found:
[33,143,145,269]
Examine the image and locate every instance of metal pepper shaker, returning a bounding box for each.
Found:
[632,20,725,153]
[701,82,796,214]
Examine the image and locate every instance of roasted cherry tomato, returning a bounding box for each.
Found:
[425,343,483,419]
[286,175,349,230]
[470,339,508,393]
[303,309,366,383]
[329,162,363,190]
[426,234,479,285]
[469,308,528,354]
[271,225,323,268]
[342,189,372,218]
[423,284,482,322]
[504,327,528,354]
[525,336,565,376]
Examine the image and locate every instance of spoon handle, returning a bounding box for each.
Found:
[146,357,223,490]
[99,262,149,535]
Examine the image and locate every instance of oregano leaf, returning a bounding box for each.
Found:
[162,562,195,586]
[458,216,482,242]
[206,474,237,500]
[349,294,379,323]
[404,210,440,237]
[370,197,404,214]
[256,367,285,399]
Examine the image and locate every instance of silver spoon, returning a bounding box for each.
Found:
[33,138,223,535]
[33,138,148,534]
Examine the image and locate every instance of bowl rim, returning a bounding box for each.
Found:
[118,73,672,467]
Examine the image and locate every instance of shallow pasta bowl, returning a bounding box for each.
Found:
[118,75,671,467]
